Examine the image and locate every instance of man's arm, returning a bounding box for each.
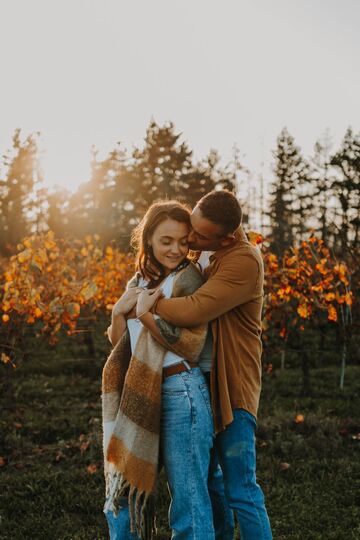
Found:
[155,254,260,326]
[138,312,175,349]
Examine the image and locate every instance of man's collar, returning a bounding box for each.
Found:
[209,226,248,262]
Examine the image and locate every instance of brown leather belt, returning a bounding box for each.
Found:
[162,362,189,382]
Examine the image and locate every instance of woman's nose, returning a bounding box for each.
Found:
[170,244,181,254]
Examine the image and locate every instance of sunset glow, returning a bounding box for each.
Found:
[1,0,359,191]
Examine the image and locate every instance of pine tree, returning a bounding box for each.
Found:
[310,131,335,245]
[0,130,41,255]
[63,144,131,246]
[131,121,193,203]
[185,149,236,208]
[46,187,72,237]
[48,121,236,249]
[268,128,309,255]
[330,127,360,251]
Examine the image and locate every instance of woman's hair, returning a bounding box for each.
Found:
[131,200,191,284]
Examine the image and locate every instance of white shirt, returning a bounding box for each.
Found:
[196,251,213,272]
[127,272,185,368]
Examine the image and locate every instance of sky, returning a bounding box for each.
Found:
[1,0,359,194]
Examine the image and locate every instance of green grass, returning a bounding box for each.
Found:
[1,353,359,539]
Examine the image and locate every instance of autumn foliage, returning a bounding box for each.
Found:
[0,232,134,363]
[0,231,355,366]
[261,235,353,342]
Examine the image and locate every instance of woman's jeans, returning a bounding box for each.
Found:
[105,496,139,540]
[208,409,272,540]
[105,367,215,540]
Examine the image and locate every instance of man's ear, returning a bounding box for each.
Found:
[220,233,236,247]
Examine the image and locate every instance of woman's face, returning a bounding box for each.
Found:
[150,218,190,274]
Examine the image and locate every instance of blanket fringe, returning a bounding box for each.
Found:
[104,470,155,539]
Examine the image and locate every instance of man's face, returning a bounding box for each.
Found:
[188,206,234,251]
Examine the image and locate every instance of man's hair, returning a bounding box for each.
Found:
[197,190,242,235]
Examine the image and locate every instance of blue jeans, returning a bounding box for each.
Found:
[161,367,215,539]
[208,409,272,540]
[105,367,215,539]
[105,497,140,540]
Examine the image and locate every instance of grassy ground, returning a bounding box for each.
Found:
[0,352,359,540]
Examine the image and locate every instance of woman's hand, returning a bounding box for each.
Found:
[112,287,142,317]
[136,288,164,318]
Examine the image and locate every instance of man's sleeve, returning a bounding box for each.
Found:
[155,254,260,326]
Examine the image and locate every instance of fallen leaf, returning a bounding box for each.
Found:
[80,441,90,454]
[279,462,291,471]
[87,463,97,474]
[55,451,65,462]
[294,414,305,424]
[0,456,6,467]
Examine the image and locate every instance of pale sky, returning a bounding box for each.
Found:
[1,0,359,193]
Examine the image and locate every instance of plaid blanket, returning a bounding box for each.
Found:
[102,262,207,539]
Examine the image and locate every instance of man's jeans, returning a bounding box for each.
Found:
[105,367,215,539]
[208,408,272,540]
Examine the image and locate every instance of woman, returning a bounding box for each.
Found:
[102,201,215,540]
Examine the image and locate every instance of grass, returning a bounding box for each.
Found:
[0,350,359,540]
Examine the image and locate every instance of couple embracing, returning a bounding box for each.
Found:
[102,190,272,540]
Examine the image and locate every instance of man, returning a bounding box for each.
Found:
[152,190,272,540]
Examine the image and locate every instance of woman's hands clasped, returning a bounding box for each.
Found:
[136,288,164,318]
[112,287,143,317]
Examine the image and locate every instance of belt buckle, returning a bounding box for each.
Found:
[182,360,191,371]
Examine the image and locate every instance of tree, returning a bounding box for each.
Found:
[46,187,72,237]
[63,121,236,249]
[66,144,132,246]
[268,128,309,255]
[131,120,193,203]
[309,131,334,244]
[330,127,360,252]
[263,236,353,392]
[0,130,42,255]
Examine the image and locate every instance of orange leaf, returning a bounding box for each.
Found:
[294,414,305,424]
[87,463,97,474]
[297,304,310,319]
[247,231,263,246]
[279,327,287,339]
[80,282,97,301]
[18,249,32,263]
[1,353,11,364]
[327,305,338,322]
